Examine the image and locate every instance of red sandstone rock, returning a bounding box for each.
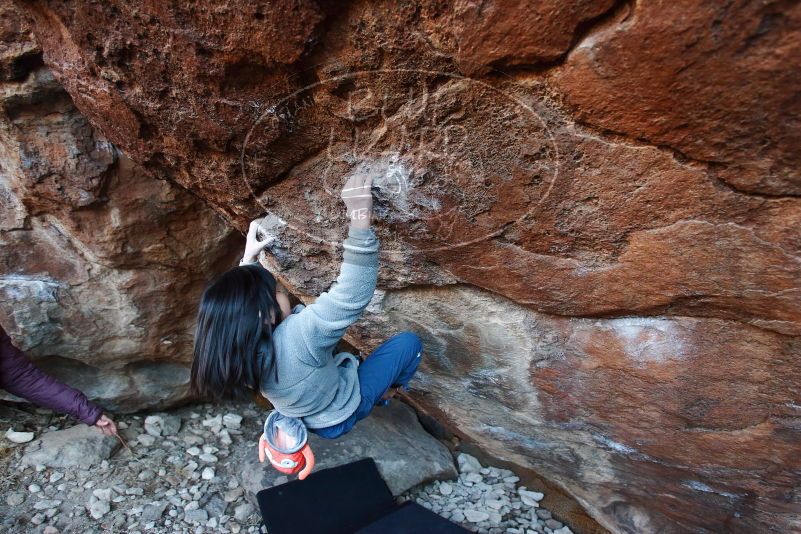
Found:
[550,0,801,196]
[422,0,618,75]
[0,2,40,81]
[377,285,801,533]
[12,0,801,532]
[0,14,239,410]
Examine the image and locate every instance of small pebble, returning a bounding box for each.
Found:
[184,509,208,523]
[545,519,563,530]
[223,414,242,430]
[137,434,156,447]
[5,429,35,443]
[33,499,61,510]
[89,499,110,519]
[464,509,490,523]
[224,488,244,502]
[465,472,483,484]
[234,503,254,522]
[6,492,25,506]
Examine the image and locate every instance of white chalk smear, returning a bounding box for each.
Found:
[607,317,687,364]
[682,480,740,500]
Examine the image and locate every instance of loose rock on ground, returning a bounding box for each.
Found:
[2,403,573,534]
[1,402,265,533]
[401,452,571,534]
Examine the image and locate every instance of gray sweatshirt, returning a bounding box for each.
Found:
[258,225,379,429]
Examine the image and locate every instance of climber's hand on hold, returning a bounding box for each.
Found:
[243,218,275,264]
[341,172,374,230]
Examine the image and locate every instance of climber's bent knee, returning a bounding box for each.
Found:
[392,331,423,356]
[309,331,424,440]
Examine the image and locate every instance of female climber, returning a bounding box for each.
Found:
[190,171,423,451]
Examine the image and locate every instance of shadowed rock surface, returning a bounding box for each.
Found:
[8,1,801,532]
[0,4,240,411]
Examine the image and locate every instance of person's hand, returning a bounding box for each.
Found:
[341,172,374,229]
[94,414,118,436]
[258,433,269,463]
[258,428,291,463]
[243,218,275,263]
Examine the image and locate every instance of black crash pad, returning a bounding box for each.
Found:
[256,457,470,534]
[355,501,470,533]
[256,458,396,534]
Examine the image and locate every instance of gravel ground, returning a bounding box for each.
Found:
[1,402,265,534]
[402,455,573,534]
[1,401,573,534]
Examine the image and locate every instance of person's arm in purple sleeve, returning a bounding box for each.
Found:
[0,325,116,434]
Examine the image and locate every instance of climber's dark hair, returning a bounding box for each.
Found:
[190,263,281,400]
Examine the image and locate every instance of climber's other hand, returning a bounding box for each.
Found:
[258,433,268,463]
[341,172,373,229]
[243,218,275,263]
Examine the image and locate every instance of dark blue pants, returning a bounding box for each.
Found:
[311,331,423,439]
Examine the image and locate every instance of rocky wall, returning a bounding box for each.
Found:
[0,3,240,411]
[12,1,801,532]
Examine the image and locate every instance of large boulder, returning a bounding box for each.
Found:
[0,4,240,412]
[239,401,456,498]
[375,285,801,533]
[550,0,801,196]
[13,1,801,532]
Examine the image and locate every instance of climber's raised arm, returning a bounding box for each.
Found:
[289,172,379,359]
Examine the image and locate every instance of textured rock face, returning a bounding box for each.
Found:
[550,0,801,196]
[381,287,801,533]
[15,1,801,532]
[0,5,239,411]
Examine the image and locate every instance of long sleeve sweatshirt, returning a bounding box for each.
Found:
[0,325,102,425]
[258,225,379,429]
